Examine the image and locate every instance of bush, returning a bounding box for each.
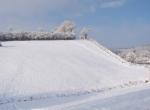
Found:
[0,32,76,41]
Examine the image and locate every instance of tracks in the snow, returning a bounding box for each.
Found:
[0,80,147,106]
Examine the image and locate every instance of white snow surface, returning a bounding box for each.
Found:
[1,83,150,110]
[0,40,148,98]
[26,84,150,110]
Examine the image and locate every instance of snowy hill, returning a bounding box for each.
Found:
[0,40,148,106]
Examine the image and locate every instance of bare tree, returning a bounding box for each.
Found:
[0,21,77,41]
[125,52,137,63]
[79,28,90,40]
[52,20,76,39]
[54,21,75,34]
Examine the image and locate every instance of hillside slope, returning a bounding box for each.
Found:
[0,40,148,98]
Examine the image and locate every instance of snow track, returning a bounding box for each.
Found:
[0,80,145,106]
[0,82,150,110]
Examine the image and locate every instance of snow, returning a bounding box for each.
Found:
[0,40,149,109]
[1,83,150,110]
[46,84,150,110]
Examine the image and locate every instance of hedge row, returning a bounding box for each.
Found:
[0,32,76,41]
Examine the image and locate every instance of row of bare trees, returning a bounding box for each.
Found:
[0,21,90,46]
[0,21,89,41]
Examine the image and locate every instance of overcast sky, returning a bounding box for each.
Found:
[0,0,150,48]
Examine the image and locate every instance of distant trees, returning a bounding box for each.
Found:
[53,21,76,39]
[0,31,76,41]
[79,28,90,40]
[125,51,137,63]
[54,21,75,34]
[0,21,92,41]
[115,47,150,64]
[0,21,77,41]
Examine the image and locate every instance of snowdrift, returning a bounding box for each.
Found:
[0,40,148,98]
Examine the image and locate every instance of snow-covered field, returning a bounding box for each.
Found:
[1,83,150,110]
[0,40,149,109]
[21,84,150,110]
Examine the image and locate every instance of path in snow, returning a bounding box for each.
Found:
[1,83,150,110]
